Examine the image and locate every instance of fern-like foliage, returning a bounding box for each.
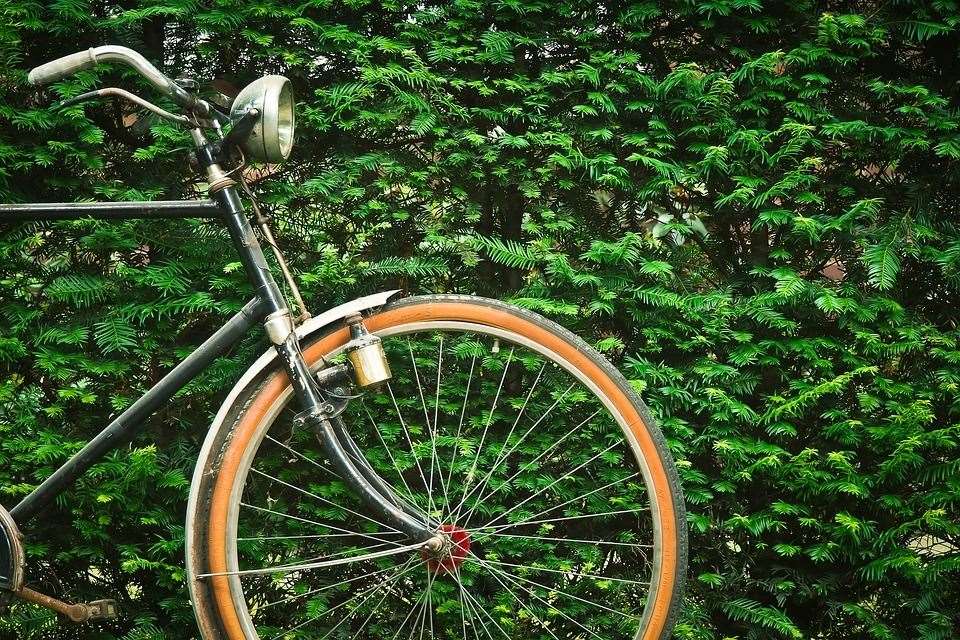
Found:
[2,1,960,639]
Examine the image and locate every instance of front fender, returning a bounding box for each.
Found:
[184,289,400,635]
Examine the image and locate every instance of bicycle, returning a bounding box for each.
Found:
[0,46,687,639]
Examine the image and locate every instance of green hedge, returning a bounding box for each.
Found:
[1,1,959,638]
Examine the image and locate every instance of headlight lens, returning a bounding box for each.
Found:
[230,75,295,163]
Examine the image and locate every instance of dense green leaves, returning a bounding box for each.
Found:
[1,0,959,639]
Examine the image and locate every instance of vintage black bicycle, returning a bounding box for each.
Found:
[0,46,687,639]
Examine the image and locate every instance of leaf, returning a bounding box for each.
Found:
[862,241,900,290]
[94,316,138,353]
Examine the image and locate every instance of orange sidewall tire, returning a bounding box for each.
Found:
[204,300,683,639]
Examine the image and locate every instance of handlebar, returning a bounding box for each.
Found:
[28,45,213,118]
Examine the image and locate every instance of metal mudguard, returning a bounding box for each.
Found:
[183,289,400,636]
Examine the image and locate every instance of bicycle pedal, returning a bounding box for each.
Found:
[83,599,118,620]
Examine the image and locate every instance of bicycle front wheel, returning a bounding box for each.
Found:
[189,295,687,640]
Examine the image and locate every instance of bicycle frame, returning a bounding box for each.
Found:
[0,130,436,546]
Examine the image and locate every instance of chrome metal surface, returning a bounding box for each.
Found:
[28,45,213,116]
[230,76,295,163]
[263,309,293,345]
[0,200,221,222]
[344,317,392,388]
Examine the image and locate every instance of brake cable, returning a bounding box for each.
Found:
[236,171,312,323]
[58,87,194,125]
[57,79,311,323]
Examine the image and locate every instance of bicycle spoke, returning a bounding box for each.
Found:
[469,506,651,539]
[443,352,477,518]
[471,471,640,538]
[265,434,340,479]
[237,531,405,542]
[362,400,428,512]
[351,559,415,638]
[471,550,641,622]
[450,569,497,640]
[457,567,478,640]
[477,558,563,640]
[258,560,403,611]
[452,347,514,523]
[431,335,453,516]
[454,564,469,640]
[459,577,512,640]
[411,565,437,640]
[201,539,427,578]
[463,363,545,518]
[389,573,430,640]
[452,383,576,519]
[478,439,622,530]
[459,407,600,526]
[407,337,439,518]
[238,502,409,549]
[257,540,395,576]
[387,382,434,525]
[249,466,403,533]
[471,554,608,640]
[465,555,650,587]
[482,531,652,549]
[269,557,419,640]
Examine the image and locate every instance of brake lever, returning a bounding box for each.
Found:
[56,87,192,125]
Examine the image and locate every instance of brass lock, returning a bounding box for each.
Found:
[343,313,392,388]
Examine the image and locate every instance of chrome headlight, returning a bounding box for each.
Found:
[230,75,295,163]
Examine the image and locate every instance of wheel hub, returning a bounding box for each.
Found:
[422,524,470,574]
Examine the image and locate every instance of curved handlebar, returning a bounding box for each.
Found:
[28,45,211,117]
[28,49,98,85]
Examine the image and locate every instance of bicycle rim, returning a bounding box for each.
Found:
[196,297,685,639]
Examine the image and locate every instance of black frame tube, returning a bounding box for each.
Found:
[309,411,434,542]
[4,180,436,543]
[0,200,221,222]
[10,298,264,523]
[331,416,435,526]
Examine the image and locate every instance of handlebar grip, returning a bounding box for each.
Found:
[28,49,98,85]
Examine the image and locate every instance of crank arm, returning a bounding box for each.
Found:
[15,586,117,623]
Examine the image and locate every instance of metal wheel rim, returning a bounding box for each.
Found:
[223,320,663,640]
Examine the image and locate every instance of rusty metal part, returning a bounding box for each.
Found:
[238,174,312,322]
[15,587,117,623]
[17,587,89,622]
[207,175,237,194]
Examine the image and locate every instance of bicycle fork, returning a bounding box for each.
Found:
[199,135,442,549]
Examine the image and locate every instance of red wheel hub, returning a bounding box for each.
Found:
[422,524,470,574]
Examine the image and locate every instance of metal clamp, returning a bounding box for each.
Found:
[263,309,294,345]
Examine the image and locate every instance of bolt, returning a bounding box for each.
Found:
[423,534,446,553]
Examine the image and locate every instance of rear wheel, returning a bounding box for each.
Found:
[189,296,687,639]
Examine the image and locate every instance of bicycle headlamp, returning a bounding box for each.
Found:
[230,75,295,164]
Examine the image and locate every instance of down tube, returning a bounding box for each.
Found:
[9,298,264,525]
